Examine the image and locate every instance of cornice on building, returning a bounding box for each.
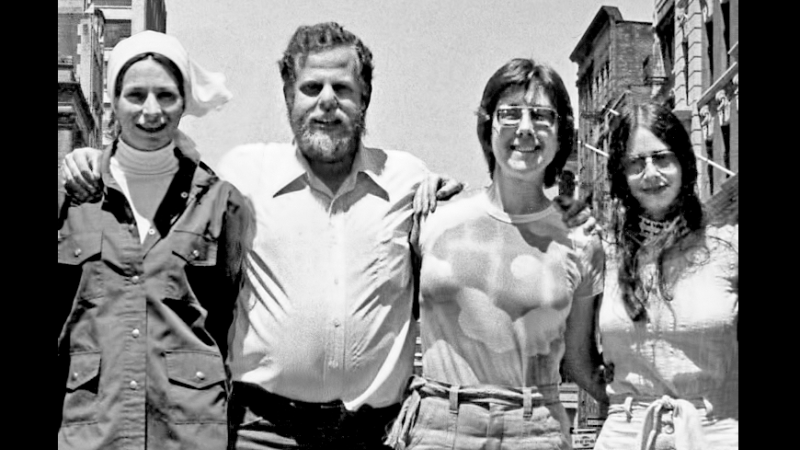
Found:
[696,61,738,139]
[58,80,95,138]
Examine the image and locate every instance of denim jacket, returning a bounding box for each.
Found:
[57,141,250,449]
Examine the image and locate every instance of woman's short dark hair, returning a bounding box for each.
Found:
[607,100,705,321]
[113,52,186,101]
[476,58,575,186]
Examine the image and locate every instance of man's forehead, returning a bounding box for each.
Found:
[294,46,359,72]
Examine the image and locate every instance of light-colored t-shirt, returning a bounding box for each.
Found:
[599,223,739,418]
[417,191,604,387]
[217,142,429,410]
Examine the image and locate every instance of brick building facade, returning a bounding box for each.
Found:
[570,7,655,224]
[571,2,739,226]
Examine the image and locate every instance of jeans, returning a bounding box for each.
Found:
[594,396,738,450]
[387,376,571,450]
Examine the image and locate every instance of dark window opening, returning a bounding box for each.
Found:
[721,123,731,181]
[656,8,675,78]
[682,38,690,101]
[104,20,131,49]
[706,140,715,196]
[705,20,714,79]
[721,1,731,67]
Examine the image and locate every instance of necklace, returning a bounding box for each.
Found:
[638,215,685,243]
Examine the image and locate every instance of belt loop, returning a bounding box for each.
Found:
[522,386,533,419]
[623,396,634,422]
[448,385,459,415]
[702,397,714,417]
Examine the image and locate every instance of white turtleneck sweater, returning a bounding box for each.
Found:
[109,139,180,243]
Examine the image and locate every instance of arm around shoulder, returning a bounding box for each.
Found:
[563,293,608,404]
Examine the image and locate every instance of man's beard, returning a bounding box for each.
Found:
[291,110,366,164]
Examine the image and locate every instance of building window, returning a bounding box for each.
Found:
[706,140,715,196]
[682,37,690,102]
[721,123,731,181]
[94,0,133,6]
[656,7,675,78]
[704,19,714,80]
[721,0,731,67]
[105,20,131,49]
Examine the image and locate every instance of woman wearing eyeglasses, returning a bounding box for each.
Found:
[592,101,738,450]
[385,58,606,450]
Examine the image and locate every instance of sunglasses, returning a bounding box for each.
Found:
[495,106,559,128]
[623,151,678,175]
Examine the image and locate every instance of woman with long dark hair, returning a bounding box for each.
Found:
[594,101,738,449]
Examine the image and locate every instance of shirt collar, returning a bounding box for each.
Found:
[271,142,389,200]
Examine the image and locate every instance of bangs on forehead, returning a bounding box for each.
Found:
[524,80,554,106]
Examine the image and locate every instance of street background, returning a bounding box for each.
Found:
[167,0,652,191]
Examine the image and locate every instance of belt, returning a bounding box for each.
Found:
[230,381,400,428]
[416,376,561,412]
[385,375,561,449]
[609,395,713,450]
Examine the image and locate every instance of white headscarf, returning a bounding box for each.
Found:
[107,30,232,118]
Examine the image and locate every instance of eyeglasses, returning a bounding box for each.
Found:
[495,106,559,128]
[623,151,678,175]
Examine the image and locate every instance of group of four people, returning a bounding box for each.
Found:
[58,21,738,450]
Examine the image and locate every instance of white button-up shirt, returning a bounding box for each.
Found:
[218,142,429,410]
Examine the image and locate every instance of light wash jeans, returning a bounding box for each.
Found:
[594,396,738,450]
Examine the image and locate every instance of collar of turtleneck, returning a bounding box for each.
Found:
[114,138,179,176]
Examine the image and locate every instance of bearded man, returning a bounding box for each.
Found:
[215,23,458,450]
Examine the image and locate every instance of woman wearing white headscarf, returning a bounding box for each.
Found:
[57,30,251,450]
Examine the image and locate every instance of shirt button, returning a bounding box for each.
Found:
[130,380,138,390]
[73,248,82,257]
[195,371,206,381]
[180,192,189,199]
[333,319,341,328]
[148,228,156,236]
[131,328,140,338]
[131,275,140,284]
[72,372,79,380]
[191,249,200,258]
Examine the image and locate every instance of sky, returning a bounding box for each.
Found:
[167,0,654,191]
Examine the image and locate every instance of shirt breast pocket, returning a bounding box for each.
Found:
[57,231,104,301]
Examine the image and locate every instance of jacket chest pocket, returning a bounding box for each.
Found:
[171,229,218,266]
[165,230,219,299]
[165,350,228,424]
[57,231,104,301]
